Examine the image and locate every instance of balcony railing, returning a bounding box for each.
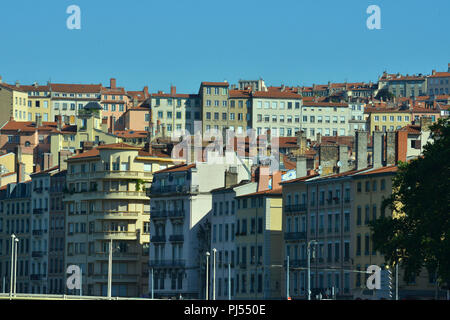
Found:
[284,232,307,241]
[149,260,186,268]
[33,208,44,215]
[168,210,185,219]
[151,211,167,219]
[151,235,166,243]
[32,229,45,236]
[284,204,307,213]
[33,187,43,193]
[30,274,45,281]
[95,252,138,259]
[94,231,137,240]
[32,251,45,258]
[148,184,199,196]
[169,234,184,242]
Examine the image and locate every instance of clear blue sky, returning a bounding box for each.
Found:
[0,0,448,93]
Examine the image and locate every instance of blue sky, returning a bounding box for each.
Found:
[0,0,448,93]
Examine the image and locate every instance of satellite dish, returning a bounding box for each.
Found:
[337,161,342,167]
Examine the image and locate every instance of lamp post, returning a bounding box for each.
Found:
[286,255,290,300]
[13,237,19,296]
[9,234,16,298]
[212,248,217,300]
[151,268,154,299]
[205,252,210,300]
[228,263,231,301]
[307,240,318,300]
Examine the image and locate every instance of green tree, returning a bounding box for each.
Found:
[375,88,394,101]
[370,117,450,288]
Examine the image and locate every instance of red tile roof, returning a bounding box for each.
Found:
[428,72,450,78]
[201,82,229,87]
[252,91,302,99]
[50,83,102,93]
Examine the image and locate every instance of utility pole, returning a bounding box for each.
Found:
[206,252,210,300]
[151,268,154,299]
[9,234,15,298]
[395,262,399,300]
[107,239,113,299]
[13,237,19,296]
[212,248,217,300]
[286,255,290,300]
[228,263,231,301]
[307,240,318,301]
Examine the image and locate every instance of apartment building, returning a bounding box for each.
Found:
[48,169,66,294]
[348,101,367,134]
[0,80,29,126]
[148,157,249,299]
[234,182,283,300]
[366,108,412,133]
[100,78,130,131]
[209,178,257,300]
[199,82,230,134]
[64,143,177,297]
[301,101,350,139]
[150,86,201,138]
[251,91,303,137]
[378,73,426,98]
[20,84,52,122]
[396,118,433,162]
[0,180,32,294]
[227,90,251,135]
[50,83,102,125]
[426,64,450,96]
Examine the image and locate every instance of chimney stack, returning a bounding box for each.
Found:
[296,155,307,178]
[56,115,62,131]
[16,162,25,183]
[110,78,117,89]
[109,116,115,134]
[58,150,71,171]
[338,145,349,173]
[372,131,383,169]
[271,170,282,190]
[419,117,432,131]
[257,166,270,192]
[386,131,396,166]
[355,130,368,170]
[316,132,322,144]
[224,169,238,188]
[36,115,42,128]
[296,130,307,154]
[144,86,149,98]
[170,85,176,96]
[43,153,53,171]
[0,75,2,84]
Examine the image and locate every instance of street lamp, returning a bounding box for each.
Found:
[9,234,16,298]
[307,240,318,300]
[13,237,19,296]
[107,239,120,299]
[205,252,210,300]
[212,248,217,300]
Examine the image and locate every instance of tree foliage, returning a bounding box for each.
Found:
[375,88,395,101]
[370,117,450,288]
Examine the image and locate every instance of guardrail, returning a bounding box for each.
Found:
[0,293,156,300]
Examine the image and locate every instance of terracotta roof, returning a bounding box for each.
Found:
[236,187,283,198]
[153,163,196,174]
[0,120,76,134]
[114,130,148,139]
[352,165,398,176]
[428,72,450,78]
[68,149,99,160]
[303,101,348,107]
[252,91,302,99]
[0,83,27,92]
[397,125,421,134]
[50,83,102,93]
[280,173,319,185]
[96,143,141,150]
[229,89,251,98]
[19,85,51,92]
[201,82,229,87]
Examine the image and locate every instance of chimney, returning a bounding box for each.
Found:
[432,69,436,75]
[372,131,383,169]
[58,151,71,171]
[386,131,396,166]
[319,144,339,175]
[338,145,349,173]
[224,169,238,188]
[170,85,176,96]
[16,162,25,183]
[110,78,117,89]
[316,132,322,144]
[296,130,307,154]
[0,75,2,84]
[161,124,166,138]
[257,166,270,192]
[355,130,368,170]
[15,81,20,87]
[144,86,149,98]
[419,117,432,131]
[296,155,307,178]
[395,130,408,163]
[101,117,108,132]
[272,170,282,190]
[36,115,42,128]
[56,115,62,131]
[43,153,53,171]
[109,116,115,134]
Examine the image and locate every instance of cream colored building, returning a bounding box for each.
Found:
[64,143,180,297]
[0,81,29,126]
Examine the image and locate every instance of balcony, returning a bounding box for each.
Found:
[32,251,45,258]
[289,259,307,268]
[150,211,167,220]
[95,252,138,260]
[33,208,44,215]
[65,190,148,201]
[92,274,139,282]
[169,234,184,242]
[33,187,43,193]
[94,211,139,219]
[151,235,166,243]
[149,260,186,268]
[284,232,307,241]
[94,231,137,240]
[30,274,45,281]
[284,204,307,213]
[168,210,185,219]
[32,229,45,236]
[344,198,351,203]
[148,184,199,196]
